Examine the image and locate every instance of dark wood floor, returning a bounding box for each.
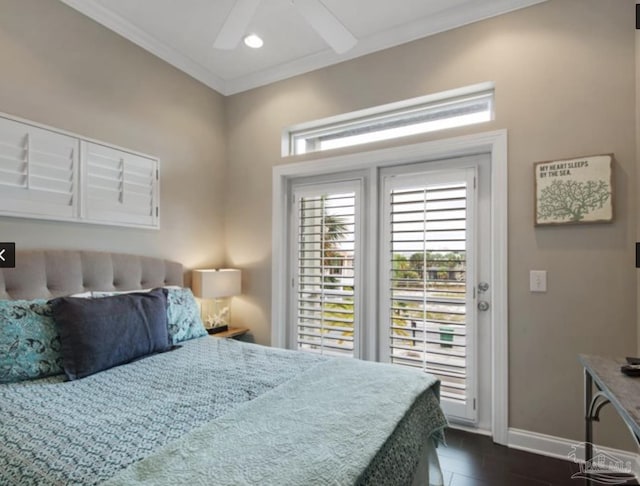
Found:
[438,428,639,486]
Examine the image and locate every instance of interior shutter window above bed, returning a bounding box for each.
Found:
[0,116,78,220]
[0,112,160,229]
[82,142,159,228]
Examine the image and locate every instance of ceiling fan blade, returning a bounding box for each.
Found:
[214,0,262,50]
[293,0,357,54]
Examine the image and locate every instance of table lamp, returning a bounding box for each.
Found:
[192,268,241,334]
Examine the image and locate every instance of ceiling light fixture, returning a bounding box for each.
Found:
[243,34,264,48]
[214,0,356,54]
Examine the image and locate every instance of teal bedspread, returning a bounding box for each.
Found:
[0,338,446,485]
[106,358,445,486]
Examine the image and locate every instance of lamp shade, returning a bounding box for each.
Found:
[192,269,241,299]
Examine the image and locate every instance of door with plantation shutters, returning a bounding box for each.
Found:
[82,142,159,228]
[282,156,491,424]
[0,116,79,220]
[381,165,481,422]
[290,181,361,357]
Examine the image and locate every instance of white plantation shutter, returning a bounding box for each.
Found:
[384,169,476,410]
[82,142,158,228]
[0,113,160,229]
[0,116,78,220]
[292,182,360,357]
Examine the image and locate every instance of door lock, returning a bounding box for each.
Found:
[478,301,490,311]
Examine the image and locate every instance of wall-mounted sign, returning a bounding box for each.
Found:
[534,154,614,226]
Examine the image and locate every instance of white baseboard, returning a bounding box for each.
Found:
[448,423,492,437]
[507,427,640,479]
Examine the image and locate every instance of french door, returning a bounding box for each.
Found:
[380,157,488,423]
[285,154,491,425]
[289,180,362,358]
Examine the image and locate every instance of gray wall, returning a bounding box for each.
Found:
[225,0,637,448]
[1,0,637,451]
[0,0,228,278]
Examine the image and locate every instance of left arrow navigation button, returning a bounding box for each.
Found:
[0,243,16,268]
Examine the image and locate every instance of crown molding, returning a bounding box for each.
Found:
[58,0,227,94]
[224,0,548,95]
[59,0,547,96]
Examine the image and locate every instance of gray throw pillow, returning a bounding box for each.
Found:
[50,288,170,380]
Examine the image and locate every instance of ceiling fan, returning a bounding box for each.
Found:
[213,0,357,54]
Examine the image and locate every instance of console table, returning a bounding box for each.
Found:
[580,355,640,484]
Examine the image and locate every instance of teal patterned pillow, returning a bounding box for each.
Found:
[166,288,208,344]
[0,299,64,383]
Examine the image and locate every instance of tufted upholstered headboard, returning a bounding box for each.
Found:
[0,250,183,300]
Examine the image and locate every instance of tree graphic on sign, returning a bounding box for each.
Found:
[537,179,610,222]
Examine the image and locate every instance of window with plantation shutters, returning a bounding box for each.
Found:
[0,113,159,229]
[82,142,158,228]
[292,182,360,357]
[0,116,78,220]
[383,168,476,418]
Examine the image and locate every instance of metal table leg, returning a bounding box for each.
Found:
[584,370,615,485]
[585,369,593,486]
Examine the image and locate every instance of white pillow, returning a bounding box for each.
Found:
[91,286,180,298]
[69,291,92,298]
[92,289,152,298]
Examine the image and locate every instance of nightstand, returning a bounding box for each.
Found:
[210,326,249,339]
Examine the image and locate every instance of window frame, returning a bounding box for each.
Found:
[282,82,494,157]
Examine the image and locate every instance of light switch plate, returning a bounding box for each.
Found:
[530,270,547,292]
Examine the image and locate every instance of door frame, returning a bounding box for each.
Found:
[272,129,508,444]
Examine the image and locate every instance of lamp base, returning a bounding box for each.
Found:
[207,325,229,335]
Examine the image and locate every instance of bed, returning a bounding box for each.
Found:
[0,250,447,486]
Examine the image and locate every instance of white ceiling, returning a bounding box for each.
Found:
[59,0,546,96]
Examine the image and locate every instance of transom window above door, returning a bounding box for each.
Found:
[283,83,494,156]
